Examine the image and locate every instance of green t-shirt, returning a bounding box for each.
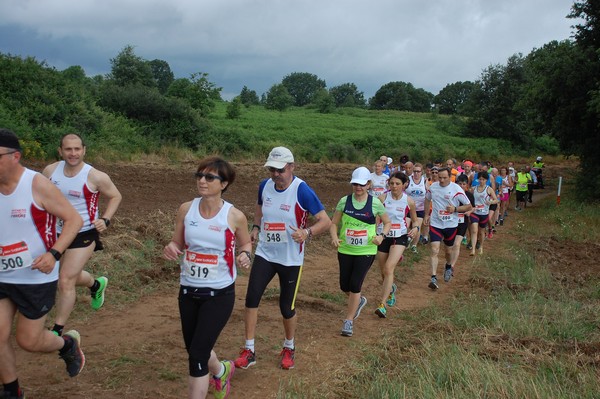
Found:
[335,195,387,256]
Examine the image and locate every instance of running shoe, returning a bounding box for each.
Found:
[461,236,468,245]
[410,245,418,253]
[233,348,256,369]
[375,303,387,318]
[487,231,493,239]
[212,360,235,399]
[466,243,472,250]
[428,276,439,290]
[280,347,295,370]
[503,211,508,217]
[90,276,108,310]
[444,266,453,283]
[354,296,367,319]
[421,236,430,245]
[386,283,397,307]
[476,242,481,250]
[1,390,25,399]
[60,330,85,377]
[499,218,504,226]
[341,320,353,337]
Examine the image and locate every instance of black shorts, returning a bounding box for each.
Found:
[61,229,104,251]
[378,234,409,253]
[0,281,57,320]
[516,190,527,202]
[456,221,468,237]
[489,203,498,211]
[416,210,425,218]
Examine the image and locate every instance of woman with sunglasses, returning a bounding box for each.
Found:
[163,156,252,399]
[330,167,391,337]
[406,162,430,249]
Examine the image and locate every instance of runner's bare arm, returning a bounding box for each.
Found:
[250,203,263,243]
[90,169,122,232]
[329,210,342,248]
[31,174,83,273]
[163,202,191,261]
[407,197,421,238]
[230,207,252,268]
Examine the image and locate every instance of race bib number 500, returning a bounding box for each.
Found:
[182,250,218,280]
[0,242,33,272]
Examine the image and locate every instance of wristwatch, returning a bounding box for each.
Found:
[49,248,62,261]
[101,218,111,227]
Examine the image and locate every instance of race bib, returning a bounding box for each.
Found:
[345,229,368,246]
[260,222,288,244]
[387,223,402,238]
[438,210,452,221]
[0,242,33,272]
[475,204,485,210]
[372,187,385,195]
[458,213,465,223]
[518,183,527,190]
[182,250,218,280]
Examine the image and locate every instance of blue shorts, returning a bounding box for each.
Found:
[428,226,458,246]
[469,213,489,228]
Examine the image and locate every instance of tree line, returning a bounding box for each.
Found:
[0,1,597,198]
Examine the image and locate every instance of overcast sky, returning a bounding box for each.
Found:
[0,0,577,100]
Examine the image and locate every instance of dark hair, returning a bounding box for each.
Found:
[60,133,86,148]
[390,171,408,185]
[437,167,451,176]
[196,156,236,193]
[456,174,469,184]
[478,170,489,180]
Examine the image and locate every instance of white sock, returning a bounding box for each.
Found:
[283,338,294,349]
[245,339,255,353]
[215,362,225,378]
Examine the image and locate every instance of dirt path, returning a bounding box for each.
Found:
[14,161,557,398]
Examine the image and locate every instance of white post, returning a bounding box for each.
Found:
[557,176,562,205]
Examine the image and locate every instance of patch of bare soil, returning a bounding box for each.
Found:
[13,160,593,398]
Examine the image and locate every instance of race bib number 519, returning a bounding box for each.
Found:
[182,250,218,280]
[0,242,33,272]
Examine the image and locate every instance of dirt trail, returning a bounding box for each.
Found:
[14,161,557,398]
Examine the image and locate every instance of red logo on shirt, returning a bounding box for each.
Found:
[11,209,26,218]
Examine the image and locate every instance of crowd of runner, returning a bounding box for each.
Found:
[0,127,547,399]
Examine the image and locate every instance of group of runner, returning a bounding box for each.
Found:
[1,128,544,399]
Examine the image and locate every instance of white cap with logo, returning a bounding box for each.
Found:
[264,146,294,169]
[350,166,371,185]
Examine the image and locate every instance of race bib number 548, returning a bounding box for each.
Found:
[261,222,288,244]
[0,242,33,272]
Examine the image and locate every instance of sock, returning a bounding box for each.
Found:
[214,362,225,378]
[4,379,20,397]
[52,324,64,336]
[431,275,436,278]
[445,264,452,270]
[283,338,294,350]
[60,335,74,354]
[90,279,100,292]
[245,339,255,353]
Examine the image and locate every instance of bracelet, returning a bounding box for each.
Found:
[251,224,261,231]
[241,251,252,261]
[305,227,312,240]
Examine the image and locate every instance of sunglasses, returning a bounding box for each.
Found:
[195,172,223,182]
[352,183,367,187]
[268,166,286,174]
[0,151,16,158]
[431,171,439,174]
[414,170,422,173]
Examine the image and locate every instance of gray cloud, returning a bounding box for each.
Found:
[0,0,575,99]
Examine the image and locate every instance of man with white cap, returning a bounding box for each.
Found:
[235,146,331,371]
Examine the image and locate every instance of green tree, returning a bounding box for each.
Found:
[369,81,433,111]
[313,88,335,113]
[239,86,260,107]
[108,45,155,88]
[264,84,294,111]
[226,97,242,119]
[434,81,478,114]
[148,59,174,94]
[167,73,222,117]
[281,72,326,106]
[329,83,366,107]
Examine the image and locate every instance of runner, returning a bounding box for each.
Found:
[375,172,420,318]
[330,167,391,335]
[0,129,85,399]
[498,166,513,225]
[446,159,459,182]
[234,147,330,370]
[487,168,502,238]
[452,175,475,274]
[526,165,537,204]
[515,166,532,211]
[163,156,252,399]
[469,171,499,256]
[406,163,429,251]
[42,133,122,337]
[423,168,472,289]
[369,159,389,197]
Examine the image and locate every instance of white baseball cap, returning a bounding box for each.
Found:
[387,157,393,165]
[350,166,371,185]
[264,146,294,169]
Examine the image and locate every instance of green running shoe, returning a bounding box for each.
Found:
[90,276,108,310]
[212,360,235,399]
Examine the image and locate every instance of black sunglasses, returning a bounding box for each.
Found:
[195,172,223,182]
[268,166,286,174]
[352,183,367,187]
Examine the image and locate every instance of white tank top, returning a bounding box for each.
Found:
[0,168,59,284]
[50,161,99,233]
[502,176,510,194]
[369,173,389,197]
[473,186,491,215]
[379,193,409,237]
[256,177,308,266]
[180,198,236,289]
[407,175,426,211]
